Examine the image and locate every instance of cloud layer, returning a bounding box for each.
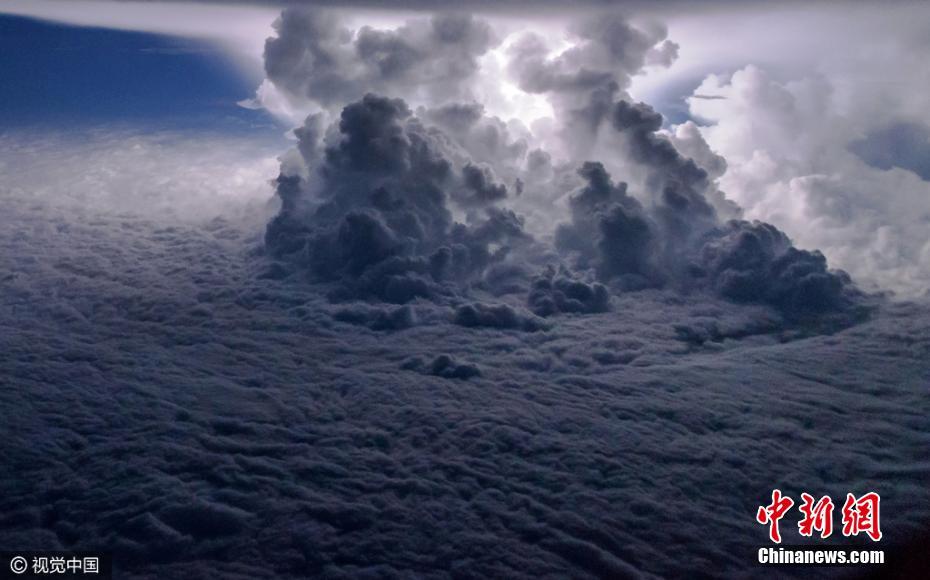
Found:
[1,181,928,578]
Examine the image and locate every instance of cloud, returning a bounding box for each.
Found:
[526,266,611,316]
[0,0,789,12]
[453,302,547,332]
[265,93,548,306]
[506,15,669,99]
[1,180,928,577]
[262,8,498,116]
[402,353,483,379]
[554,161,658,287]
[694,219,864,322]
[332,303,417,330]
[688,65,930,297]
[258,8,869,330]
[460,162,509,206]
[501,13,678,159]
[0,129,281,223]
[849,122,930,182]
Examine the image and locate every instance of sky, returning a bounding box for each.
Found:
[0,15,277,129]
[1,1,929,578]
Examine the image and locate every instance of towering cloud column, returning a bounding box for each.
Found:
[259,7,867,328]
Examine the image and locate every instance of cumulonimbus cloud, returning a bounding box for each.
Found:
[689,65,930,298]
[259,7,868,332]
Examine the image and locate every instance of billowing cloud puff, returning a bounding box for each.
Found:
[554,161,658,287]
[266,49,872,336]
[547,138,860,321]
[611,100,724,236]
[265,80,867,328]
[526,267,610,317]
[254,7,874,351]
[507,15,673,103]
[263,8,497,115]
[460,162,509,205]
[265,93,539,304]
[504,14,678,160]
[688,65,930,297]
[694,220,863,321]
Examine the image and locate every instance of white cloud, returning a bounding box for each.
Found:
[0,129,282,224]
[687,65,930,298]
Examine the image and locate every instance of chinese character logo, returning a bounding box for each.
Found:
[757,490,881,543]
[756,489,795,543]
[842,492,882,541]
[798,493,834,539]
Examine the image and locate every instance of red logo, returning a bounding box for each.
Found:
[798,493,834,538]
[756,489,795,543]
[841,492,882,541]
[757,490,881,542]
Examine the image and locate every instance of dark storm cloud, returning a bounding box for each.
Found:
[668,121,728,182]
[611,99,717,232]
[554,161,657,286]
[607,100,851,321]
[265,93,541,305]
[420,102,529,177]
[267,87,867,327]
[693,220,864,321]
[459,162,509,205]
[526,266,611,317]
[539,100,862,322]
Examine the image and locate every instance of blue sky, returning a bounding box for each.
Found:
[0,14,281,133]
